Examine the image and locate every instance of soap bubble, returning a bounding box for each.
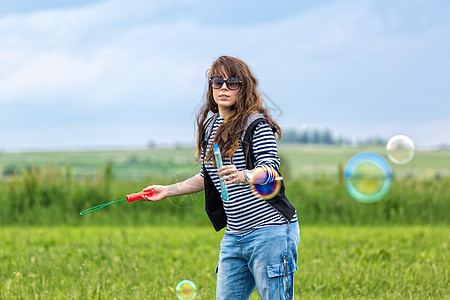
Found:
[176,280,197,300]
[343,152,392,203]
[386,135,415,164]
[250,167,282,200]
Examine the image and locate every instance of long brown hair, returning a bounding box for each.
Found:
[195,56,282,163]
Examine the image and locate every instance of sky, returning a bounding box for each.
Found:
[1,0,449,151]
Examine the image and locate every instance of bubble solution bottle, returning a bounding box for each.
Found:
[213,143,229,202]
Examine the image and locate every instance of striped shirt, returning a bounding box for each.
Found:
[200,116,297,235]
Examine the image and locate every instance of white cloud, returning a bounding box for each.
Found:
[0,0,198,105]
[0,0,449,149]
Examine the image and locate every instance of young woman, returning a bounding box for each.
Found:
[141,55,299,300]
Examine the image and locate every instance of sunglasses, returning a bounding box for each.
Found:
[209,76,242,90]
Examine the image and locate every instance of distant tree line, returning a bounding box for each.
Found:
[143,128,390,148]
[280,128,387,146]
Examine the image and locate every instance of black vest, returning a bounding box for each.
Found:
[202,113,296,231]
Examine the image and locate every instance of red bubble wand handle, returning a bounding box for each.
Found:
[125,190,154,202]
[79,190,154,215]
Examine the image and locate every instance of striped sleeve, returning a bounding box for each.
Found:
[252,122,280,172]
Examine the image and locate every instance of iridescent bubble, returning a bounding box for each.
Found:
[386,135,415,164]
[250,167,282,200]
[176,280,197,300]
[343,152,392,203]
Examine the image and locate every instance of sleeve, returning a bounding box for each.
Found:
[199,147,205,178]
[252,122,281,173]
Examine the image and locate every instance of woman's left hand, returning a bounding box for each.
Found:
[218,165,245,184]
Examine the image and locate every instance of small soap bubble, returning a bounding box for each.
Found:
[386,135,415,165]
[250,168,282,200]
[176,280,197,300]
[343,152,392,203]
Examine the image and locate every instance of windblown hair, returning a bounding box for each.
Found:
[195,55,282,163]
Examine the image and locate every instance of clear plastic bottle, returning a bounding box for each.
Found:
[213,143,229,202]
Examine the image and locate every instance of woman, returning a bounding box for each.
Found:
[142,55,299,300]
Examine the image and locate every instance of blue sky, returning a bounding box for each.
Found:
[1,0,449,151]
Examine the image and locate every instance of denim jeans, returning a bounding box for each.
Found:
[216,222,300,300]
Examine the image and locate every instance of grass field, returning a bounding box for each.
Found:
[0,145,448,299]
[1,145,449,180]
[279,145,450,180]
[1,225,448,299]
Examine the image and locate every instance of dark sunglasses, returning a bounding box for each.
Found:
[209,76,242,90]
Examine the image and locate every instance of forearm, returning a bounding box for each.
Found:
[219,166,280,185]
[249,167,266,185]
[166,173,204,197]
[250,166,281,184]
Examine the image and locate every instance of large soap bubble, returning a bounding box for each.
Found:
[343,152,392,203]
[250,167,282,200]
[386,135,415,165]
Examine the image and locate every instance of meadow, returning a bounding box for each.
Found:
[0,145,449,299]
[0,226,448,299]
[1,144,449,180]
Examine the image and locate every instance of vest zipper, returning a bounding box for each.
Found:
[262,198,290,224]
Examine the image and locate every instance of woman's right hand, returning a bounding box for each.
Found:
[141,185,168,202]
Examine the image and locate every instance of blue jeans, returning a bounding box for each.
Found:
[216,222,300,300]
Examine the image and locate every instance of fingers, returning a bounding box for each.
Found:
[141,186,154,200]
[218,165,237,175]
[218,165,243,184]
[218,165,235,179]
[141,185,166,201]
[143,186,153,191]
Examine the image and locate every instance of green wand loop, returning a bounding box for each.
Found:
[79,199,127,215]
[79,190,154,216]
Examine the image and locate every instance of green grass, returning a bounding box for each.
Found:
[1,172,448,226]
[0,146,448,298]
[0,147,200,180]
[279,144,450,180]
[0,225,448,299]
[1,163,448,226]
[1,145,449,180]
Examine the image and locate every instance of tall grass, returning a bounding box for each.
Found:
[0,164,448,226]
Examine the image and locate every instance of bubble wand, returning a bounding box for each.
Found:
[79,190,154,215]
[213,143,229,202]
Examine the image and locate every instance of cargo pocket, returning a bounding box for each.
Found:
[266,257,298,300]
